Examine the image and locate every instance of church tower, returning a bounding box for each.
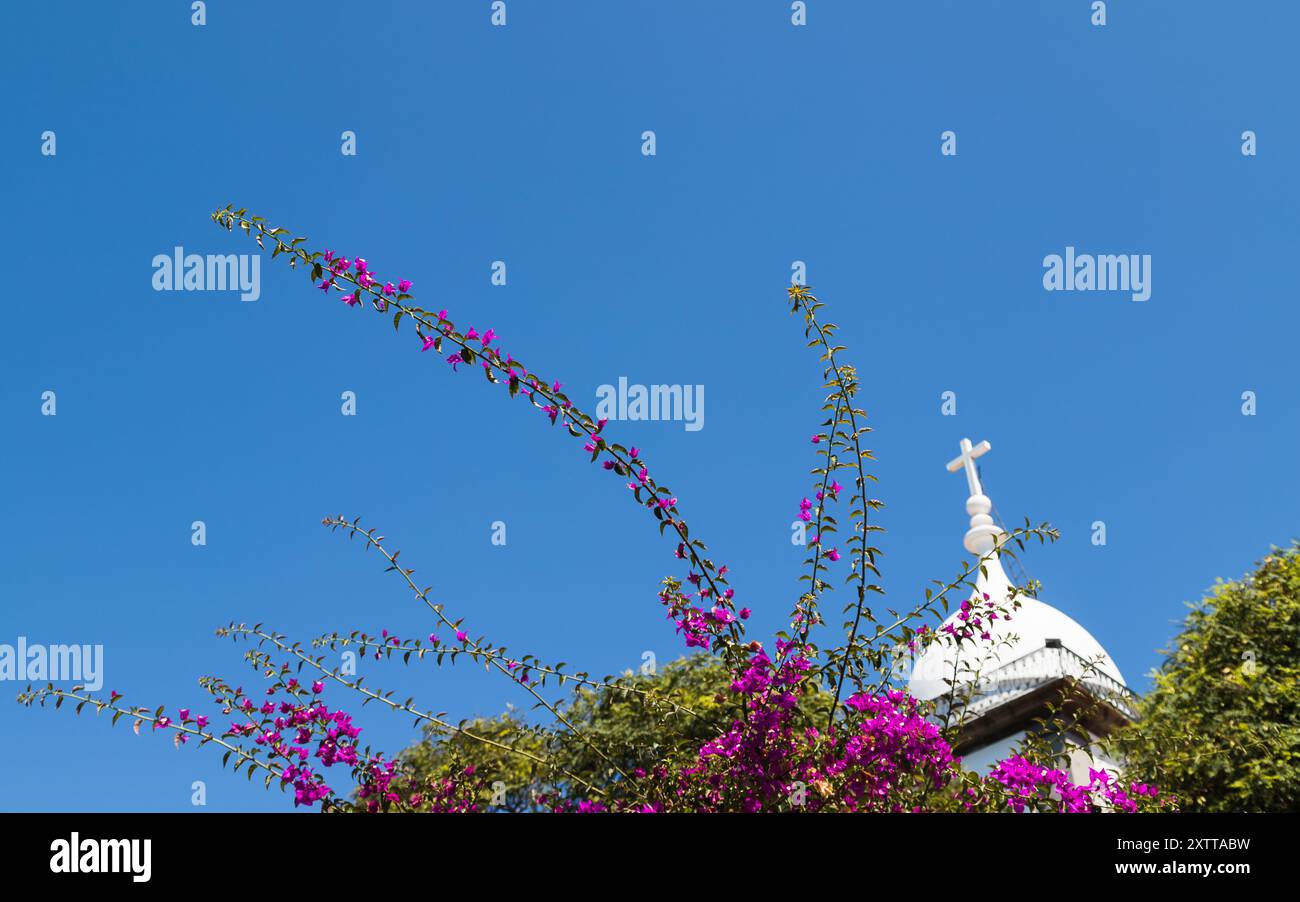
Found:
[907,438,1138,782]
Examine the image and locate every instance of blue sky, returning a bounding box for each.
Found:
[2,1,1296,811]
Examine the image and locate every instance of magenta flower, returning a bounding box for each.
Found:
[398,279,412,292]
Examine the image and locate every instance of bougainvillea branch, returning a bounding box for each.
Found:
[783,286,884,729]
[318,515,638,788]
[219,624,605,796]
[15,685,335,803]
[223,625,703,721]
[212,206,747,665]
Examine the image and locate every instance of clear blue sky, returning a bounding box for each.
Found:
[2,1,1296,811]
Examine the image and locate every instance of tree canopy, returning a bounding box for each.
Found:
[1113,544,1300,812]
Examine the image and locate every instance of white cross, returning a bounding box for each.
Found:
[946,437,991,497]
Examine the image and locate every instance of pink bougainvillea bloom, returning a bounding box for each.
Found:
[178,708,191,722]
[811,434,821,443]
[354,258,367,273]
[383,282,396,296]
[311,681,324,694]
[195,714,209,729]
[323,250,334,262]
[739,607,751,619]
[397,279,412,292]
[446,353,463,371]
[421,335,438,352]
[843,692,872,713]
[827,548,841,561]
[465,327,479,341]
[482,328,496,346]
[456,630,468,643]
[629,447,640,458]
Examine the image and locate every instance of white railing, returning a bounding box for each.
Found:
[941,643,1139,721]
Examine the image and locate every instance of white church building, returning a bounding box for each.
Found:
[908,438,1138,782]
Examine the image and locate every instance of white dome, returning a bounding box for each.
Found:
[907,555,1127,708]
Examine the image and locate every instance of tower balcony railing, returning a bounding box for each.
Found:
[942,642,1139,721]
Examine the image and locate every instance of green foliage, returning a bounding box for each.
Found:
[392,655,833,809]
[1113,543,1300,811]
